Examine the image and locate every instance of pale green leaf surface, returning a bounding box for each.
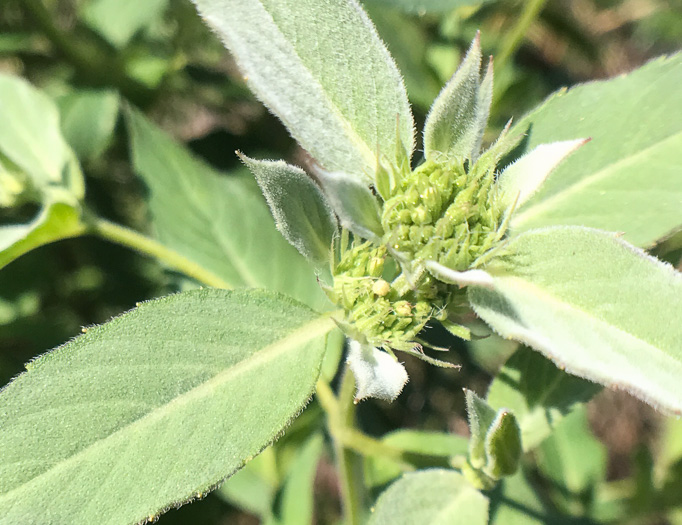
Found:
[497,139,588,211]
[83,0,169,48]
[317,170,384,241]
[424,35,483,162]
[57,89,120,160]
[347,341,408,402]
[465,389,497,468]
[368,469,488,525]
[486,346,600,451]
[0,289,335,524]
[362,0,495,14]
[537,407,607,495]
[365,430,469,488]
[275,434,324,525]
[190,0,414,180]
[0,201,85,271]
[470,226,682,415]
[0,73,83,197]
[509,54,682,247]
[126,109,328,310]
[241,156,337,266]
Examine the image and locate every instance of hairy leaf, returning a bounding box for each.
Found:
[0,289,335,524]
[316,170,384,242]
[362,0,496,14]
[241,156,337,266]
[424,35,484,162]
[486,346,601,450]
[368,469,488,525]
[126,108,328,310]
[191,0,414,180]
[470,226,682,415]
[509,54,682,247]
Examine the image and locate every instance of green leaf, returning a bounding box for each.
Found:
[362,0,494,14]
[0,73,84,199]
[486,346,601,451]
[536,406,606,500]
[274,433,324,525]
[509,53,682,248]
[125,108,328,310]
[424,35,486,162]
[496,139,588,211]
[57,89,120,160]
[363,5,441,109]
[0,201,85,271]
[0,288,335,524]
[365,430,469,488]
[190,0,414,181]
[240,155,337,266]
[217,450,276,518]
[469,226,682,415]
[368,469,489,525]
[465,389,497,468]
[484,410,522,479]
[316,170,384,242]
[82,0,169,48]
[488,470,553,525]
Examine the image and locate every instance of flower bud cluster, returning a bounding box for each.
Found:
[382,159,502,273]
[325,240,449,351]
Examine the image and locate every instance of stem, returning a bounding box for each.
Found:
[495,0,548,72]
[335,368,365,525]
[87,217,232,289]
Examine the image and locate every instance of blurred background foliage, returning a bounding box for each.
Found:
[0,0,681,523]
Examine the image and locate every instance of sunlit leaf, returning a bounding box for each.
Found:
[470,226,682,415]
[190,0,414,180]
[509,54,682,248]
[0,289,335,524]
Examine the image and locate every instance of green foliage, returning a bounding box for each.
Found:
[126,108,329,310]
[368,469,489,525]
[470,226,682,415]
[1,0,681,523]
[0,289,334,524]
[509,53,682,248]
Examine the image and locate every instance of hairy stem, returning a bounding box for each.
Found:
[87,217,231,289]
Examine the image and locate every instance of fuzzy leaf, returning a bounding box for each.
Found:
[347,340,408,402]
[509,53,682,248]
[465,389,497,468]
[424,35,486,162]
[0,289,335,524]
[368,469,489,525]
[497,138,589,211]
[484,410,522,479]
[126,108,328,310]
[316,170,384,242]
[469,226,682,415]
[241,155,337,266]
[486,346,601,450]
[362,0,495,14]
[190,0,414,180]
